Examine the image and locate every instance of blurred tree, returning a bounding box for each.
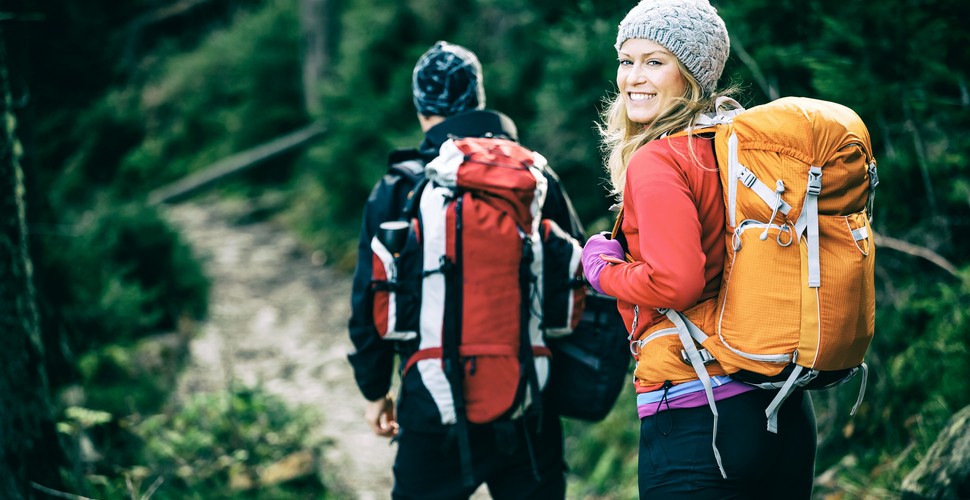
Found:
[0,24,64,498]
[299,0,340,116]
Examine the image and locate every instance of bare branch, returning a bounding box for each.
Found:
[731,37,778,101]
[148,121,326,205]
[129,0,215,29]
[140,476,164,500]
[121,0,216,69]
[902,99,938,214]
[874,232,960,278]
[30,483,97,500]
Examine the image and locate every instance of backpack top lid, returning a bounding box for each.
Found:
[714,96,876,219]
[724,96,873,169]
[426,137,549,233]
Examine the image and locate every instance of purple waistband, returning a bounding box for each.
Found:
[637,380,755,419]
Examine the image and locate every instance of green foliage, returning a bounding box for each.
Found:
[63,386,326,499]
[36,201,208,357]
[563,388,639,500]
[76,333,188,417]
[60,407,114,431]
[117,0,307,196]
[807,268,970,496]
[131,386,325,499]
[45,90,147,207]
[285,0,423,266]
[284,0,634,262]
[886,271,970,434]
[532,2,624,230]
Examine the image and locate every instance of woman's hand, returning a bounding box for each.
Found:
[581,232,625,294]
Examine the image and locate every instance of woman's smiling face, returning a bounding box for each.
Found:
[617,38,687,124]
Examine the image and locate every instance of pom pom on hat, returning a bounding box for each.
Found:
[615,0,730,94]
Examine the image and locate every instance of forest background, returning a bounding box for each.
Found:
[2,0,969,498]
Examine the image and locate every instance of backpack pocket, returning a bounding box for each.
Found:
[711,211,875,377]
[712,220,800,376]
[797,210,874,370]
[633,299,726,386]
[460,346,525,424]
[538,219,585,337]
[632,329,709,386]
[370,224,421,341]
[402,344,551,425]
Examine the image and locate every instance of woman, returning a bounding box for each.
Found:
[580,0,817,498]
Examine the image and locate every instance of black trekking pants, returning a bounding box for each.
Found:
[638,389,817,499]
[391,409,566,500]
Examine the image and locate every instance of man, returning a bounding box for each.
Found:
[347,40,584,499]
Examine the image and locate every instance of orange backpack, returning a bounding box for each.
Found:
[627,97,878,436]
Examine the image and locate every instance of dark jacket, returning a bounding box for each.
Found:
[347,109,585,419]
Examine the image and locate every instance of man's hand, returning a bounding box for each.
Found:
[365,393,399,438]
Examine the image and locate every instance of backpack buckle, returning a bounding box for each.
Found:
[681,348,716,366]
[738,167,758,188]
[806,168,822,196]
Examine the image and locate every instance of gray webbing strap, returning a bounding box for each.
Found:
[850,363,869,416]
[764,365,807,433]
[662,309,727,478]
[737,166,793,218]
[794,167,823,288]
[727,134,740,227]
[867,161,879,218]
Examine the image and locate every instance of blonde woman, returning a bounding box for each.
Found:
[581,1,817,497]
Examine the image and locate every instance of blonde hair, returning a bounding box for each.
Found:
[598,58,737,199]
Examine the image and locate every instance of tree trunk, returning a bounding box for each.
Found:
[298,0,338,116]
[0,25,61,499]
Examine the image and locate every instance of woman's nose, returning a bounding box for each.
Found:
[626,64,647,85]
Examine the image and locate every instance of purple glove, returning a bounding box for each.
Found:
[581,232,625,294]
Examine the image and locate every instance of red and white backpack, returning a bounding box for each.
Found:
[369,136,585,426]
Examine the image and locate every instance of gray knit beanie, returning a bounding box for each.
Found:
[412,41,486,117]
[615,0,730,94]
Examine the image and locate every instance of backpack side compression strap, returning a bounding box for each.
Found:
[516,238,543,482]
[443,194,475,488]
[517,241,542,420]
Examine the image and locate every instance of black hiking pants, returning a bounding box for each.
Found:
[391,409,566,500]
[638,389,817,499]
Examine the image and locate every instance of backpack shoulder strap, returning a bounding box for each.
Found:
[387,149,426,183]
[609,206,631,262]
[674,98,745,136]
[386,149,429,221]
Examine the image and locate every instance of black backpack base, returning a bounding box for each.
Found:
[546,290,631,421]
[729,363,861,391]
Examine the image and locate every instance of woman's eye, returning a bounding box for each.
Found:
[618,59,632,66]
[646,59,661,66]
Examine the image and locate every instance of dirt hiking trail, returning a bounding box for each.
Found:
[164,196,490,499]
